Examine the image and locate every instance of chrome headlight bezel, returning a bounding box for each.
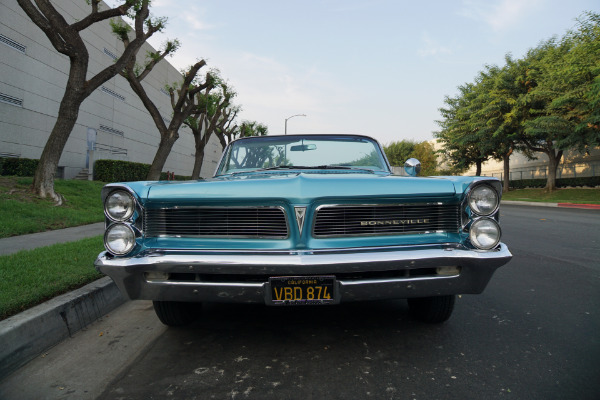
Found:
[467,184,499,216]
[104,223,137,255]
[469,217,501,250]
[104,189,136,222]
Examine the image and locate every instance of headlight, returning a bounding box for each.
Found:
[105,190,135,221]
[104,223,136,255]
[468,185,498,216]
[469,218,501,250]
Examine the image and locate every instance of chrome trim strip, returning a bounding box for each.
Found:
[96,243,512,276]
[145,242,463,255]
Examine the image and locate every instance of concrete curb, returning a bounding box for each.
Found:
[0,277,126,380]
[502,200,600,210]
[502,200,558,207]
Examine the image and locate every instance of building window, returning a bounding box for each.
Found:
[99,124,124,136]
[100,86,125,101]
[0,34,26,53]
[103,48,118,61]
[0,92,23,107]
[94,143,127,156]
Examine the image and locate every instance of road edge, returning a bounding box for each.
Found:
[0,277,126,380]
[502,200,600,209]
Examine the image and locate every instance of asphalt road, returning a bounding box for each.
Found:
[2,205,599,400]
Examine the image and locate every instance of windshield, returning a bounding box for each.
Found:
[216,135,389,175]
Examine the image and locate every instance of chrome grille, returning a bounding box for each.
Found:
[144,207,288,238]
[313,204,461,237]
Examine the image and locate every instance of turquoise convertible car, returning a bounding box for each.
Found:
[95,134,512,326]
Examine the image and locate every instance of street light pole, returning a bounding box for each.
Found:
[284,114,306,135]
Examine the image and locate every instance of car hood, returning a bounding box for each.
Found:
[134,172,463,205]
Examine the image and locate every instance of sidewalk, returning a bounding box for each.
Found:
[0,222,105,256]
[0,223,127,380]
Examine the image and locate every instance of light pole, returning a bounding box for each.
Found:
[284,114,306,135]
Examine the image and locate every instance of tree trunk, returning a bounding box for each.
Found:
[502,153,510,193]
[191,147,206,180]
[32,61,87,203]
[147,131,178,180]
[545,150,563,192]
[475,160,482,176]
[191,129,208,179]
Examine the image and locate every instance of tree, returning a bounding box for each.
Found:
[17,0,166,202]
[435,12,599,190]
[214,106,241,150]
[216,120,268,150]
[117,31,211,179]
[435,83,489,176]
[185,78,237,179]
[383,140,416,166]
[468,62,532,191]
[521,13,600,190]
[411,141,438,176]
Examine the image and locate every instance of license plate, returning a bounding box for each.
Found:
[269,276,335,305]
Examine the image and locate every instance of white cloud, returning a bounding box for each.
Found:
[459,0,543,31]
[418,32,453,57]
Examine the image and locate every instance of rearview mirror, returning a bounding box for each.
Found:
[290,144,317,152]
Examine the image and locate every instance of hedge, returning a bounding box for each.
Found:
[0,157,38,176]
[94,159,192,182]
[509,176,600,189]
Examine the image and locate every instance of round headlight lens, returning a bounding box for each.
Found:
[468,185,498,216]
[105,190,135,221]
[105,223,136,255]
[469,218,501,250]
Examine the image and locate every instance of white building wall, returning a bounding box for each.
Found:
[0,0,222,179]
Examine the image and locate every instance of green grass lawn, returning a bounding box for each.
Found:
[502,188,600,204]
[0,177,105,238]
[0,236,104,320]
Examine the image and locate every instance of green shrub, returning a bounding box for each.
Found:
[556,176,600,187]
[94,159,192,182]
[0,157,39,176]
[509,176,600,189]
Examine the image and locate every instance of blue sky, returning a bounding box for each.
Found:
[108,0,598,145]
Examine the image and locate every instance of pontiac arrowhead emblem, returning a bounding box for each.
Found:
[294,207,307,236]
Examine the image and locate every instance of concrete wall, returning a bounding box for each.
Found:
[0,0,222,179]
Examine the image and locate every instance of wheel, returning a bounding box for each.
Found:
[407,295,455,323]
[152,301,201,326]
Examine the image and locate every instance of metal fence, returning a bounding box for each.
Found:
[483,160,600,181]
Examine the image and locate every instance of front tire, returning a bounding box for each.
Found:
[153,301,201,326]
[407,295,455,323]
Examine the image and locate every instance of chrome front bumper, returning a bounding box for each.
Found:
[95,243,512,304]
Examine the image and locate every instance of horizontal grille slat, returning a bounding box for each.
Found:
[313,204,461,237]
[144,207,288,238]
